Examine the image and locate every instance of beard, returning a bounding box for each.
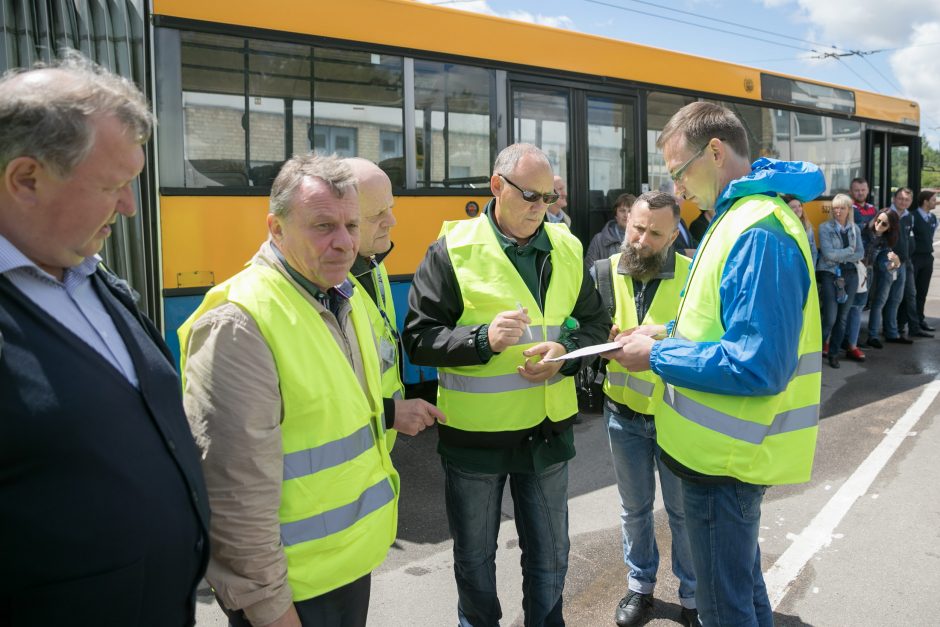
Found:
[619,240,671,281]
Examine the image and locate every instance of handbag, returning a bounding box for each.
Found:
[834,267,848,304]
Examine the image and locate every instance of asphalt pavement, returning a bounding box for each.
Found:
[197,247,940,627]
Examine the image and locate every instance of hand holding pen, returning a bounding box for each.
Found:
[487,305,531,353]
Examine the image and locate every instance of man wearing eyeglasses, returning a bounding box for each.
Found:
[604,102,825,627]
[403,143,609,627]
[345,158,444,445]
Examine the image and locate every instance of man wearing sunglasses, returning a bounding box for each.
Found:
[403,143,609,627]
[604,102,825,627]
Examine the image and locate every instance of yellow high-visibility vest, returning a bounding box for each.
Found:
[603,251,690,415]
[436,216,582,431]
[350,260,405,449]
[655,195,821,485]
[179,263,399,600]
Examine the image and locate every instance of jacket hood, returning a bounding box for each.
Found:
[715,158,826,217]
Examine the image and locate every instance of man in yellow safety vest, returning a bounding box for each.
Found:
[180,154,443,627]
[346,157,433,448]
[403,143,610,626]
[595,191,697,627]
[605,102,824,627]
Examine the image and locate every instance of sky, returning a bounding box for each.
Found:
[419,0,940,150]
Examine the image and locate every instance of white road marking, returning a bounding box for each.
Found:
[764,378,940,608]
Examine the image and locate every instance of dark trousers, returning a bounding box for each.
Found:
[225,573,371,627]
[912,253,934,326]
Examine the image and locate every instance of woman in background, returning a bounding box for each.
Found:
[585,192,636,271]
[783,195,818,268]
[817,193,864,368]
[863,209,901,348]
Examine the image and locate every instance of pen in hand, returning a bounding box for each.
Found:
[517,302,534,341]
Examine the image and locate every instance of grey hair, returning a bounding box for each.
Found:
[0,50,152,177]
[493,143,551,177]
[270,153,357,217]
[634,190,681,222]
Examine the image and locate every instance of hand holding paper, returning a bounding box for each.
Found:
[543,341,623,362]
[518,342,566,382]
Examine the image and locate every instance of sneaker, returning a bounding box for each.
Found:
[846,347,866,362]
[680,607,700,627]
[866,337,884,349]
[615,590,653,627]
[822,341,829,358]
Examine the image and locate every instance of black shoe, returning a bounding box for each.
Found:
[921,324,936,332]
[886,336,914,344]
[828,353,840,368]
[867,337,884,349]
[680,607,699,627]
[914,330,935,338]
[615,590,653,627]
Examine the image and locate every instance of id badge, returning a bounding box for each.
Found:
[380,337,396,368]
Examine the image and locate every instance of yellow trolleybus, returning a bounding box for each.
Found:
[1,0,922,383]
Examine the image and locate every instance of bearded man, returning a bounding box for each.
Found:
[593,191,697,627]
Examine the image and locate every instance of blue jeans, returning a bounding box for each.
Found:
[606,406,696,608]
[443,458,569,627]
[819,270,858,349]
[868,264,897,339]
[846,289,866,348]
[681,481,773,627]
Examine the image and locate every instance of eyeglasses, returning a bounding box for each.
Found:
[500,175,559,205]
[669,143,709,183]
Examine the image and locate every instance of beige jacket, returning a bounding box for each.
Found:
[182,241,374,625]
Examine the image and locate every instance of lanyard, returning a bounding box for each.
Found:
[369,257,399,343]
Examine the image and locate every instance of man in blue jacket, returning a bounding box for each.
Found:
[605,102,825,627]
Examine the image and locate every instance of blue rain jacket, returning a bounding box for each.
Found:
[650,159,825,396]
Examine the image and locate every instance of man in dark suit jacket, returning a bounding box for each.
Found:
[0,54,209,626]
[912,190,938,332]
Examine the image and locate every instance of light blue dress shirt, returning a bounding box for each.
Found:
[0,234,139,387]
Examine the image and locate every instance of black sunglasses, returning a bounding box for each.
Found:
[501,175,559,205]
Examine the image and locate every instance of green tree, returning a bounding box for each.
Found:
[923,136,940,188]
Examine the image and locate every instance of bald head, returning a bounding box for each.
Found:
[345,158,396,257]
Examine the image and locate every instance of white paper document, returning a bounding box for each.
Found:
[543,341,622,362]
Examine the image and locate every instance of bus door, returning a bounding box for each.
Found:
[867,129,921,208]
[509,81,640,245]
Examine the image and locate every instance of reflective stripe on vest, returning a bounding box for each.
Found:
[655,195,822,486]
[663,384,818,445]
[281,478,396,547]
[605,371,655,397]
[436,217,582,431]
[283,424,375,481]
[438,371,566,394]
[602,251,689,415]
[178,261,399,601]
